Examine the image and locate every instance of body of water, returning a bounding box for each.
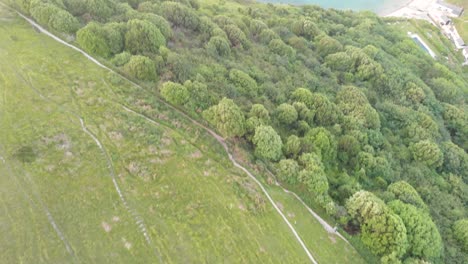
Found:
[259,0,413,15]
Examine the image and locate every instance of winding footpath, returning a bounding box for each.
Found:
[7,5,352,262]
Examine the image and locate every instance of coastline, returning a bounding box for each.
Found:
[256,0,419,16]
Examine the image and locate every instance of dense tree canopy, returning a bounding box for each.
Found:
[389,200,442,260]
[347,191,408,259]
[203,98,245,138]
[123,55,156,81]
[160,81,190,105]
[454,219,468,252]
[125,19,166,54]
[252,125,282,161]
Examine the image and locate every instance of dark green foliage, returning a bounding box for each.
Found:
[275,103,297,125]
[284,135,301,157]
[30,1,79,34]
[203,98,245,138]
[183,80,214,111]
[206,36,231,57]
[76,22,110,58]
[441,142,468,180]
[160,81,189,105]
[223,24,249,49]
[229,69,258,97]
[388,200,442,260]
[453,219,468,252]
[316,34,343,57]
[160,2,200,31]
[387,181,427,211]
[268,39,295,59]
[252,125,282,161]
[409,140,443,168]
[125,19,165,54]
[277,159,299,184]
[103,22,125,55]
[111,51,131,66]
[298,153,330,205]
[291,18,322,40]
[347,191,408,258]
[259,29,279,44]
[336,86,380,130]
[131,13,173,39]
[302,127,336,167]
[123,55,156,81]
[48,8,80,33]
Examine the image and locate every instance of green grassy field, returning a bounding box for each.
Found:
[0,5,365,263]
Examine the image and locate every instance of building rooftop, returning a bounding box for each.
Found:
[436,0,464,16]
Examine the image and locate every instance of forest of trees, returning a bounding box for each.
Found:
[8,0,468,263]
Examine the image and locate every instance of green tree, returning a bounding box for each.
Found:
[259,29,279,44]
[387,181,427,211]
[441,142,468,180]
[302,127,336,166]
[269,39,295,59]
[224,24,249,48]
[410,140,443,168]
[347,191,408,258]
[316,34,343,57]
[184,80,213,111]
[229,69,258,97]
[298,168,330,205]
[123,55,156,81]
[277,159,299,184]
[103,22,125,55]
[252,126,282,161]
[309,93,341,126]
[293,102,314,124]
[389,200,442,260]
[284,135,301,157]
[49,9,80,34]
[291,18,322,40]
[361,212,408,258]
[111,51,131,66]
[203,98,246,138]
[276,103,298,125]
[336,86,380,130]
[206,36,231,57]
[249,104,270,122]
[160,2,201,31]
[453,219,468,252]
[291,88,314,108]
[76,22,110,58]
[125,19,166,54]
[160,82,189,105]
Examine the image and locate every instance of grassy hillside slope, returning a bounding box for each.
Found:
[0,5,364,263]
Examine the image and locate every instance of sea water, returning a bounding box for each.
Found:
[259,0,413,15]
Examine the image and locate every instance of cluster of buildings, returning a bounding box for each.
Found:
[429,0,467,63]
[387,0,467,65]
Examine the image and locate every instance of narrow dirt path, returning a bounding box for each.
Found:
[9,56,163,260]
[79,118,163,262]
[7,5,353,263]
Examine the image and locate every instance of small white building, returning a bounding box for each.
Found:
[463,47,468,60]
